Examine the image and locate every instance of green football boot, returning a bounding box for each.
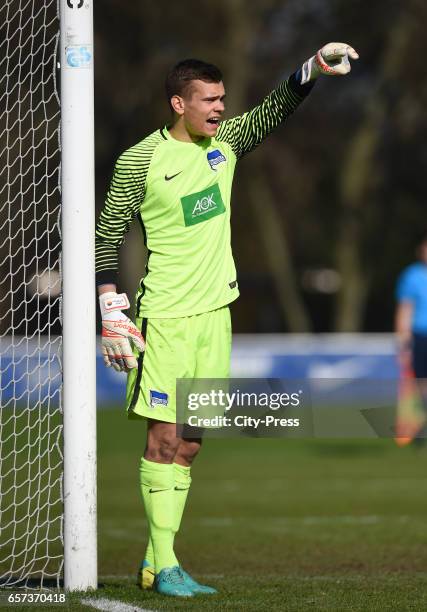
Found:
[180,568,218,594]
[154,566,194,597]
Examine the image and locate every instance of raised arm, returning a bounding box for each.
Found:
[217,42,358,160]
[216,72,311,160]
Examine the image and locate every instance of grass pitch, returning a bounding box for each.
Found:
[6,407,426,611]
[92,408,427,611]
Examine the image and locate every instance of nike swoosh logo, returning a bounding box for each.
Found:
[149,488,168,494]
[165,171,182,181]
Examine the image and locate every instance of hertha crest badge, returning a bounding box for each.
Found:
[150,390,169,408]
[207,149,226,171]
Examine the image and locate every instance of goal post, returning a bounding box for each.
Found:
[60,0,97,592]
[0,0,96,592]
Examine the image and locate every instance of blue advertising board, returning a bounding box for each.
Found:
[0,334,399,408]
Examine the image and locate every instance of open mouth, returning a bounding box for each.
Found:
[207,117,220,126]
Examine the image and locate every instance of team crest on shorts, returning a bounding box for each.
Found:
[150,390,169,408]
[207,149,226,171]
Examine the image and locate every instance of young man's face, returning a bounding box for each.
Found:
[175,79,226,139]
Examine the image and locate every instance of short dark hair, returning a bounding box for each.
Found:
[165,59,222,109]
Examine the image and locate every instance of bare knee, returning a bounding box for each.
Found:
[144,420,180,463]
[174,438,202,467]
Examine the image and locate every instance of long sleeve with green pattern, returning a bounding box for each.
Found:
[216,72,313,158]
[95,72,314,316]
[95,131,164,287]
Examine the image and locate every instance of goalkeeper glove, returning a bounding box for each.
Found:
[99,292,145,372]
[301,42,359,84]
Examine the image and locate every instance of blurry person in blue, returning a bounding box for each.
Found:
[395,232,427,443]
[395,232,427,380]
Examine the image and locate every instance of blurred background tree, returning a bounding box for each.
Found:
[94,0,427,333]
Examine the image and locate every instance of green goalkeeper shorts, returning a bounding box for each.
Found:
[125,306,232,423]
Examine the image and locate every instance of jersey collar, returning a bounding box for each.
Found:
[161,125,211,148]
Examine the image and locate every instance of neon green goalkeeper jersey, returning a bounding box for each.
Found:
[95,73,313,317]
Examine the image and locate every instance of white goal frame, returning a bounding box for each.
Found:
[60,0,97,591]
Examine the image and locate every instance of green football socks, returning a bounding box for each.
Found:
[140,458,179,572]
[172,462,192,536]
[142,461,192,571]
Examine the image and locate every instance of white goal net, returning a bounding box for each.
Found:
[0,0,63,588]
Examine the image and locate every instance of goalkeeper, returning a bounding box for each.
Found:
[95,43,358,598]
